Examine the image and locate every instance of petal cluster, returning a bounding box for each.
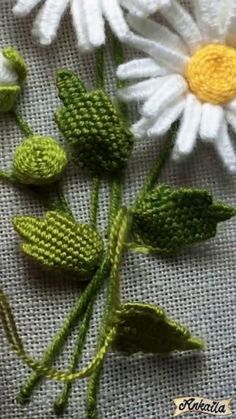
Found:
[117,0,236,173]
[13,0,170,52]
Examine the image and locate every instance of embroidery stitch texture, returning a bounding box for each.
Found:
[117,0,236,173]
[13,0,171,51]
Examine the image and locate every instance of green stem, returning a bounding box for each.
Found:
[95,47,105,90]
[135,124,177,207]
[86,208,129,419]
[11,111,34,137]
[17,257,110,405]
[54,300,94,415]
[0,170,18,184]
[110,33,128,121]
[108,177,123,233]
[89,178,100,228]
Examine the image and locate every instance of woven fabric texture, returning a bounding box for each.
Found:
[0,1,235,418]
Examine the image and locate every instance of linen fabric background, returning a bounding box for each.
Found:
[0,1,235,418]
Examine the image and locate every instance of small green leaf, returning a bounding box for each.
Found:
[13,211,104,278]
[56,69,86,106]
[3,47,27,85]
[0,47,27,112]
[55,70,134,176]
[132,186,236,253]
[113,302,204,355]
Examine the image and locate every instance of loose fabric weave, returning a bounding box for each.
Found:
[0,1,235,418]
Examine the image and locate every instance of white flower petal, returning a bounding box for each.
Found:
[118,78,162,101]
[124,32,188,72]
[131,117,154,139]
[214,119,236,174]
[32,0,70,46]
[142,74,187,119]
[71,0,92,52]
[120,0,144,16]
[172,94,202,160]
[13,0,41,16]
[84,0,105,48]
[117,58,166,80]
[226,98,236,113]
[127,15,188,54]
[160,0,203,53]
[226,110,236,132]
[193,0,223,42]
[147,97,185,137]
[0,53,18,85]
[224,0,236,45]
[200,103,224,143]
[131,0,170,16]
[101,0,129,40]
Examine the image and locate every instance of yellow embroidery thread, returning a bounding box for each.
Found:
[186,44,236,104]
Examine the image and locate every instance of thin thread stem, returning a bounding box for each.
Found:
[108,177,122,233]
[54,301,94,414]
[16,257,110,403]
[86,209,130,419]
[135,125,177,207]
[95,47,105,90]
[110,33,128,121]
[89,178,100,228]
[0,287,116,381]
[11,111,34,137]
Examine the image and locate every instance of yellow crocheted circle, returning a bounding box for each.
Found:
[186,44,236,105]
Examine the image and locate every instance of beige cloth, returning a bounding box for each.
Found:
[0,1,235,418]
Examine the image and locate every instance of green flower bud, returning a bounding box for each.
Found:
[0,47,27,112]
[13,135,68,185]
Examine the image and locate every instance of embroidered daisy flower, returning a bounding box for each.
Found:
[13,0,170,52]
[0,47,27,112]
[117,0,236,174]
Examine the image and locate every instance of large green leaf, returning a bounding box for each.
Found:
[132,185,236,254]
[13,211,104,278]
[113,302,204,355]
[55,69,134,176]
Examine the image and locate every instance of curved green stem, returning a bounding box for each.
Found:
[16,257,110,404]
[54,301,94,414]
[86,209,130,419]
[135,124,177,207]
[11,111,34,137]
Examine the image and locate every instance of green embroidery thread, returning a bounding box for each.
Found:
[13,211,104,278]
[0,39,235,419]
[13,136,68,185]
[55,69,134,175]
[0,47,27,112]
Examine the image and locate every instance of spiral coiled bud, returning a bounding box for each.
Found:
[13,135,68,185]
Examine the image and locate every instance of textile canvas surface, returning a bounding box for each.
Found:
[0,1,235,418]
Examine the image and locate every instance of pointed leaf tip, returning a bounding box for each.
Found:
[113,302,204,356]
[211,202,236,223]
[56,68,86,105]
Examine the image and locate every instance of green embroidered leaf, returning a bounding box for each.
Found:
[0,47,27,112]
[13,211,104,278]
[55,69,134,176]
[132,185,236,254]
[113,302,204,355]
[3,47,27,85]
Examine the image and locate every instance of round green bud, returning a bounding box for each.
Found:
[13,135,68,185]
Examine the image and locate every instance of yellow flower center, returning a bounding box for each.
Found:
[186,44,236,105]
